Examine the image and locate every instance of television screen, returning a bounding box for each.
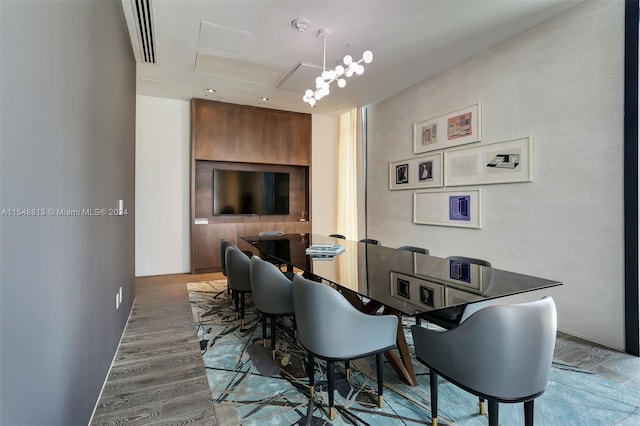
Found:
[212,170,290,215]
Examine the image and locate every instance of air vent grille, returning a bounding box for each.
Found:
[134,0,156,64]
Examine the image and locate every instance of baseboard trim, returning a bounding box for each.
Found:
[87,297,137,425]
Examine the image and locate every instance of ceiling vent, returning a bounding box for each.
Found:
[132,0,156,64]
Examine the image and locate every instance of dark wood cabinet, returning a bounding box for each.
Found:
[190,100,312,274]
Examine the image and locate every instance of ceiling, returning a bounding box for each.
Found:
[121,0,582,116]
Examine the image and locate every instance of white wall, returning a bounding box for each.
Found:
[135,97,338,276]
[135,96,190,276]
[367,1,625,349]
[311,114,339,235]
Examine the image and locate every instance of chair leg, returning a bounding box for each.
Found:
[344,359,350,380]
[240,293,245,327]
[429,368,438,426]
[307,353,314,398]
[524,400,534,426]
[376,352,384,408]
[233,291,239,317]
[261,313,267,347]
[270,316,277,359]
[488,400,499,426]
[327,360,335,421]
[479,397,486,415]
[293,315,298,339]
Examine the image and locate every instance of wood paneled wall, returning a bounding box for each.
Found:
[190,100,312,273]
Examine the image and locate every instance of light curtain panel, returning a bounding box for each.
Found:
[389,153,443,190]
[413,189,482,228]
[444,136,532,186]
[413,103,481,154]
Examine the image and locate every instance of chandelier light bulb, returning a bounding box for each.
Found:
[302,30,373,106]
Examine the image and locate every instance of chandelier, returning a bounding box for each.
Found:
[303,29,373,106]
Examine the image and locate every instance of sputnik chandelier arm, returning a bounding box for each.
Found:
[303,29,373,106]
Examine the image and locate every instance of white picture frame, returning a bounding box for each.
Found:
[413,189,482,228]
[444,136,533,186]
[413,103,481,154]
[389,153,443,190]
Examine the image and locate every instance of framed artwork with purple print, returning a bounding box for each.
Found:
[413,189,482,228]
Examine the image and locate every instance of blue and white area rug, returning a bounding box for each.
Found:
[187,280,640,425]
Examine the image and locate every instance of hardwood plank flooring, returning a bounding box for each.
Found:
[91,273,222,426]
[92,272,640,425]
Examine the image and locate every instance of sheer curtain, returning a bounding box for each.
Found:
[336,107,362,240]
[337,108,363,288]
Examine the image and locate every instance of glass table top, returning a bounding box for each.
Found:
[242,233,562,318]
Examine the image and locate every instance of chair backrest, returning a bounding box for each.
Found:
[292,274,397,359]
[219,240,235,276]
[328,234,346,239]
[447,255,491,268]
[225,245,252,292]
[398,245,429,255]
[249,256,294,315]
[413,297,557,400]
[360,238,381,245]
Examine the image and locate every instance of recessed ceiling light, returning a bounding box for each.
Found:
[205,88,215,93]
[260,97,269,101]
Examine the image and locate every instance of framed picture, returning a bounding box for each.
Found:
[390,272,444,309]
[413,189,482,228]
[413,103,481,153]
[413,254,484,293]
[389,153,443,190]
[444,136,533,186]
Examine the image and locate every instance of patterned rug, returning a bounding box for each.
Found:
[187,280,640,425]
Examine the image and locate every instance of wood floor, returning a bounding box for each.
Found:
[91,273,640,425]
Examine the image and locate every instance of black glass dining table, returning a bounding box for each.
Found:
[241,233,562,386]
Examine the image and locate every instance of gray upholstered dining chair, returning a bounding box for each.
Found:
[398,245,429,254]
[292,274,398,421]
[250,256,295,359]
[359,238,381,245]
[220,239,253,295]
[411,297,557,426]
[225,245,252,326]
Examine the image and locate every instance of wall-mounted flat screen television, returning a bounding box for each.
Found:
[212,169,290,215]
